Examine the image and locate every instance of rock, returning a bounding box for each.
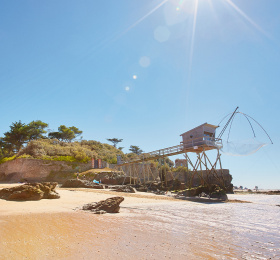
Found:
[61,179,104,189]
[0,182,60,201]
[146,182,162,191]
[210,193,228,201]
[178,189,197,197]
[136,186,148,192]
[82,197,124,214]
[177,185,228,199]
[47,191,60,199]
[100,176,138,185]
[111,185,136,193]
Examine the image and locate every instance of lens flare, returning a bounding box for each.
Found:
[139,56,151,68]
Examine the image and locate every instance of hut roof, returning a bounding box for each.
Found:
[180,123,219,136]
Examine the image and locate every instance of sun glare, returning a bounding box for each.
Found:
[116,0,267,98]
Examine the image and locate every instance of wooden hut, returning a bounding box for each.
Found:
[180,123,221,150]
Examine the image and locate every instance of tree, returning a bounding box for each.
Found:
[107,138,123,148]
[3,121,30,152]
[27,120,48,140]
[129,145,143,155]
[0,120,49,154]
[118,147,124,151]
[157,157,174,168]
[48,125,82,142]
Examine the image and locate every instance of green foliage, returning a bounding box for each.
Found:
[18,154,33,159]
[125,152,140,161]
[3,121,30,152]
[48,125,82,142]
[129,145,143,155]
[27,120,48,140]
[158,164,170,173]
[15,139,123,163]
[172,166,189,172]
[107,157,117,164]
[157,157,174,168]
[107,138,123,148]
[1,120,49,154]
[0,155,16,164]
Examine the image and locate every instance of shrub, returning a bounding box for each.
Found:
[16,139,123,163]
[0,155,16,164]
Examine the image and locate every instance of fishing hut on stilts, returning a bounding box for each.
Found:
[114,121,228,189]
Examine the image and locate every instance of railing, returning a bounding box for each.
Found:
[182,136,223,149]
[118,137,223,166]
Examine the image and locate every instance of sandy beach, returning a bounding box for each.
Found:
[0,184,279,260]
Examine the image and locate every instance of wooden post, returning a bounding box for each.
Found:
[164,157,167,187]
[129,165,132,185]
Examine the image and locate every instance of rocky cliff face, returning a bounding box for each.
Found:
[0,158,91,183]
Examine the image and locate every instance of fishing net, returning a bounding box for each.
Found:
[218,110,272,156]
[221,138,267,156]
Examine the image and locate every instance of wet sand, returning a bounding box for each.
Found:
[1,184,280,259]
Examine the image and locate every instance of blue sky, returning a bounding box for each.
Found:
[1,0,279,188]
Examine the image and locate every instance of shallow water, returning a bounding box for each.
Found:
[0,194,279,259]
[117,194,280,259]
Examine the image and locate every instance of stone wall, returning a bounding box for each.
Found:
[0,158,92,183]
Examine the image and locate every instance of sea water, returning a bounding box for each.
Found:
[119,194,280,259]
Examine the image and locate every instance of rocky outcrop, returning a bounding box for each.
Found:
[82,197,124,214]
[177,185,228,201]
[61,179,104,189]
[111,185,136,193]
[136,186,148,192]
[0,158,91,183]
[98,175,138,185]
[0,182,60,201]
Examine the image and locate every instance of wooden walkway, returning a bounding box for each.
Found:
[117,138,222,166]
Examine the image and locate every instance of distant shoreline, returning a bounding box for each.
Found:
[234,189,280,195]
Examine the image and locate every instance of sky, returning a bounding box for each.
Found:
[0,0,280,189]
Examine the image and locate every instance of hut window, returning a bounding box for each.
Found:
[204,132,213,137]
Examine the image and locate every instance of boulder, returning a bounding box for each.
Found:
[136,186,148,192]
[0,182,60,201]
[111,185,136,193]
[82,197,124,214]
[177,185,228,201]
[210,193,228,201]
[61,179,104,189]
[100,176,138,185]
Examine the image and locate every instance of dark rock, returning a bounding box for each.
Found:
[136,186,148,192]
[82,197,124,214]
[210,193,228,201]
[146,182,162,191]
[111,185,136,193]
[178,189,197,197]
[0,182,60,201]
[100,176,138,185]
[225,184,234,194]
[177,185,228,200]
[61,179,104,189]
